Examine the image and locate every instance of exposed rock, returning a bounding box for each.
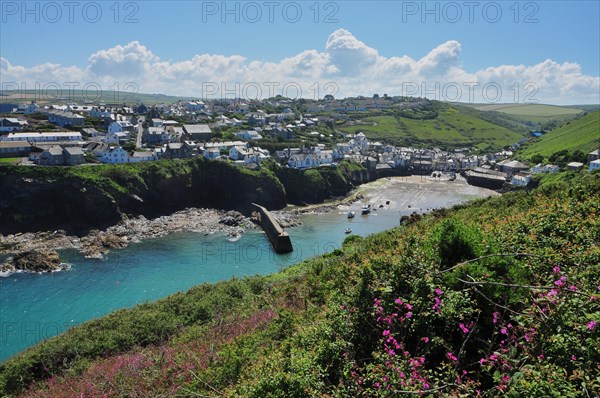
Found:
[1,249,63,273]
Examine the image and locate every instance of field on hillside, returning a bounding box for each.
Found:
[518,110,600,161]
[0,90,197,106]
[339,105,523,149]
[470,103,584,124]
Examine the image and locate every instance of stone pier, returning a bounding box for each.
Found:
[251,203,293,254]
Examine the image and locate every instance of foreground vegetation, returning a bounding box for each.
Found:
[1,172,598,397]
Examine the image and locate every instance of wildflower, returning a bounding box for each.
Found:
[423,383,430,389]
[500,327,508,335]
[492,312,500,324]
[395,298,403,305]
[421,337,429,343]
[538,354,544,360]
[435,288,443,295]
[571,355,577,361]
[447,352,458,362]
[553,266,560,274]
[405,312,412,318]
[587,320,597,331]
[459,323,469,334]
[479,358,487,365]
[554,279,564,287]
[569,285,577,291]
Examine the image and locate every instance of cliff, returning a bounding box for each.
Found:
[0,160,368,236]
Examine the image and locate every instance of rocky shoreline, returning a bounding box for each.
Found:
[0,208,265,275]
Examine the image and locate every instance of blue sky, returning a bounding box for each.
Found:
[1,1,599,104]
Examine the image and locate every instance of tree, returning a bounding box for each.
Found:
[324,94,334,101]
[373,94,379,99]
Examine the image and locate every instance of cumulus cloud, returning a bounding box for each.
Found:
[1,29,598,104]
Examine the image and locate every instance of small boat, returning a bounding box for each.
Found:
[347,211,356,218]
[361,204,371,214]
[345,228,352,234]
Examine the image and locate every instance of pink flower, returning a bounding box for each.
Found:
[404,303,413,310]
[459,323,469,334]
[554,279,564,287]
[395,298,403,305]
[405,312,412,318]
[421,337,429,343]
[492,312,500,324]
[479,358,487,365]
[587,320,597,331]
[435,288,443,295]
[538,354,544,360]
[383,329,391,337]
[447,352,458,362]
[571,355,577,361]
[553,266,560,274]
[500,327,508,335]
[569,285,577,291]
[423,383,430,389]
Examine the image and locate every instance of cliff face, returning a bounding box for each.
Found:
[0,160,287,236]
[0,160,367,236]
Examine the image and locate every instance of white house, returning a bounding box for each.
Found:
[511,173,533,187]
[234,130,263,140]
[589,159,600,172]
[108,120,133,134]
[531,163,560,174]
[0,118,28,132]
[0,132,82,142]
[288,153,319,169]
[103,131,128,145]
[203,148,221,160]
[129,151,156,163]
[318,150,334,165]
[24,102,40,114]
[100,146,129,164]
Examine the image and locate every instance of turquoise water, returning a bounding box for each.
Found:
[0,209,403,361]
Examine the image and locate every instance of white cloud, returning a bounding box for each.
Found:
[1,29,598,105]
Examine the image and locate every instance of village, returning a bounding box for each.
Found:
[1,97,599,190]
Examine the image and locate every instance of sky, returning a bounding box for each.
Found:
[1,1,599,105]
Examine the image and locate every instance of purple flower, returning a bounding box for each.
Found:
[569,285,577,291]
[435,288,443,295]
[587,320,597,331]
[459,323,469,334]
[500,327,508,335]
[553,266,560,274]
[492,312,500,324]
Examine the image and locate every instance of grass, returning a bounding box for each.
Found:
[466,103,585,125]
[338,104,524,149]
[2,173,598,397]
[0,158,19,164]
[517,110,600,161]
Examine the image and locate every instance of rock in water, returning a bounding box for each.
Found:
[9,250,62,273]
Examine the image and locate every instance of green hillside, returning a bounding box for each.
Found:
[2,173,598,397]
[469,103,584,124]
[517,110,600,163]
[339,103,524,150]
[0,90,198,106]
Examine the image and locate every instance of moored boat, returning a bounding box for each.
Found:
[347,211,356,218]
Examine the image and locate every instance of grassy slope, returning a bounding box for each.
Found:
[518,110,600,161]
[2,172,598,397]
[1,90,198,106]
[339,104,523,149]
